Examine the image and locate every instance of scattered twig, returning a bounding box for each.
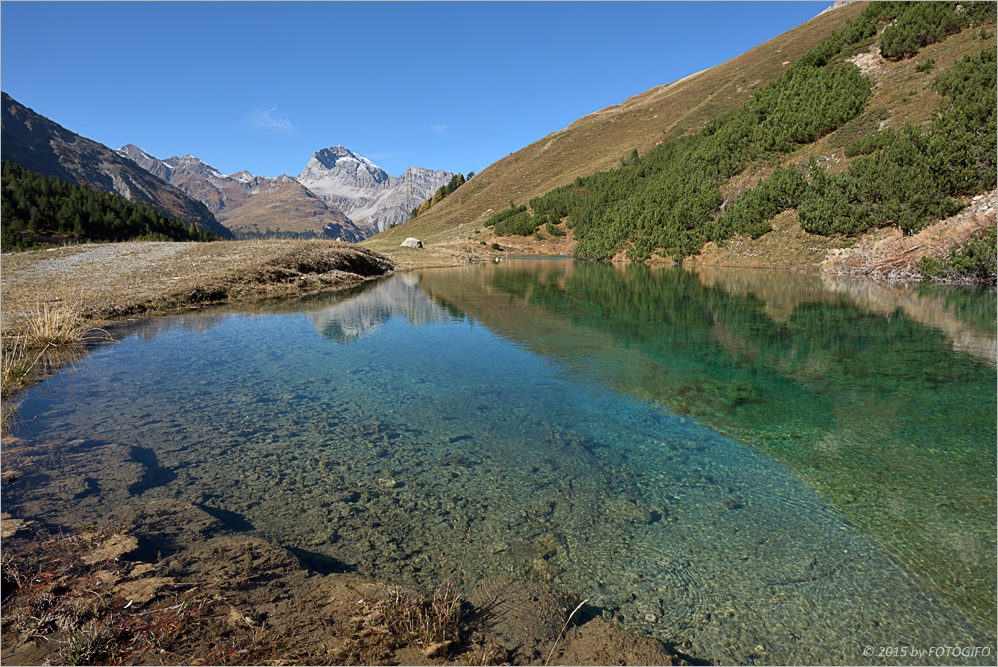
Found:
[544,598,588,666]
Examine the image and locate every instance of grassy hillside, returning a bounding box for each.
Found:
[364,2,868,251]
[365,2,996,279]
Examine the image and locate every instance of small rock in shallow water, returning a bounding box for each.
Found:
[82,534,139,565]
[645,613,657,623]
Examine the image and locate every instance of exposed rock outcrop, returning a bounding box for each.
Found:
[296,145,454,236]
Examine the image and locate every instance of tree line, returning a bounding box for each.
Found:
[1,160,216,251]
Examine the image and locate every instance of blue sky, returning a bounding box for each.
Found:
[2,2,832,179]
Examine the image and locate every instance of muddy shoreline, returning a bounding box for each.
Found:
[1,499,692,666]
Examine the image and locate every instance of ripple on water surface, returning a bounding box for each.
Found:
[5,266,995,665]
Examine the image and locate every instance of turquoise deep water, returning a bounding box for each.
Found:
[6,261,996,665]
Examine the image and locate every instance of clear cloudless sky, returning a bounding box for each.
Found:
[2,2,832,179]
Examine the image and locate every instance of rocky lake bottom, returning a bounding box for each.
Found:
[3,262,995,665]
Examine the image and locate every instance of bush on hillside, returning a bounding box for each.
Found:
[920,227,997,282]
[493,211,539,236]
[484,203,527,228]
[799,45,996,236]
[516,2,996,261]
[879,2,995,60]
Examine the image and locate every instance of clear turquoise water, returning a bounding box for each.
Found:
[6,262,996,665]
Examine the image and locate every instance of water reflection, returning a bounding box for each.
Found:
[306,274,451,343]
[4,262,995,664]
[418,260,997,633]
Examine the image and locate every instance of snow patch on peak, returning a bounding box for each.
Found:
[117,144,157,161]
[309,146,381,171]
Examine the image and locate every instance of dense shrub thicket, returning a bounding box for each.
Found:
[799,45,996,235]
[712,166,809,240]
[1,161,215,251]
[506,2,996,261]
[878,1,995,60]
[493,211,538,236]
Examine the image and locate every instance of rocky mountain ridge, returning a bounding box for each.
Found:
[116,145,364,241]
[296,146,455,235]
[118,143,455,240]
[1,93,231,238]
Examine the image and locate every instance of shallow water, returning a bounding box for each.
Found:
[5,262,996,665]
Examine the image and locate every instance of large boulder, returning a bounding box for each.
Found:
[400,237,423,249]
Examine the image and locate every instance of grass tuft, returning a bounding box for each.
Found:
[20,301,109,348]
[355,580,463,648]
[1,302,112,424]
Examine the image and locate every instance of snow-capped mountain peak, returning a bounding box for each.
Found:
[296,146,454,234]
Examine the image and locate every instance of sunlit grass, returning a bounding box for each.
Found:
[1,302,112,428]
[18,301,109,348]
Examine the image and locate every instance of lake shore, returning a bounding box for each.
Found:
[1,240,698,666]
[0,504,692,666]
[4,193,993,344]
[2,239,994,665]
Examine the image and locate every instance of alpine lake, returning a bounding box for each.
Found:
[5,259,996,665]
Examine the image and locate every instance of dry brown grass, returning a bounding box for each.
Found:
[1,526,210,666]
[1,337,31,403]
[1,300,110,425]
[16,301,110,348]
[1,240,393,331]
[365,2,867,251]
[355,581,463,652]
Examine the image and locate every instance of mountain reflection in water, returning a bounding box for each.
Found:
[5,261,995,664]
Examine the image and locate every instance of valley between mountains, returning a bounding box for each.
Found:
[2,4,997,666]
[3,2,995,284]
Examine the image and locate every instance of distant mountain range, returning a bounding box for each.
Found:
[117,144,455,240]
[1,91,455,242]
[1,92,231,238]
[116,145,364,241]
[296,146,455,235]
